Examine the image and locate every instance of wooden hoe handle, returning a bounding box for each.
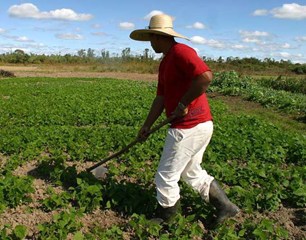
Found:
[87,116,175,172]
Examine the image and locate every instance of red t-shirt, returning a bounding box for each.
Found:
[157,43,212,129]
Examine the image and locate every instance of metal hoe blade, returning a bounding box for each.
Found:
[90,165,109,180]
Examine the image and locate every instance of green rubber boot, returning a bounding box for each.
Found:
[209,180,240,227]
[151,200,181,224]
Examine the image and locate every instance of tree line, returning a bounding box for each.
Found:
[0,48,305,75]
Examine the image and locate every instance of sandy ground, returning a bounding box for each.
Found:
[0,65,157,81]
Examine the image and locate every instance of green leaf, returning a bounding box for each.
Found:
[13,225,27,239]
[253,228,267,239]
[257,169,266,178]
[73,231,84,240]
[293,186,306,196]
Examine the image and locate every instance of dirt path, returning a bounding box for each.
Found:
[0,65,157,81]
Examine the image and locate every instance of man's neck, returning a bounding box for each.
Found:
[162,40,177,55]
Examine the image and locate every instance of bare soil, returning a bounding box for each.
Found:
[0,65,305,239]
[0,65,157,81]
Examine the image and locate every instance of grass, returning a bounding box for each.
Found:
[208,93,306,134]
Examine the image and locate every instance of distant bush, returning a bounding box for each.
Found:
[292,65,306,74]
[0,69,16,78]
[257,76,306,94]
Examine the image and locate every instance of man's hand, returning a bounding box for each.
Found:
[172,102,188,118]
[138,125,150,142]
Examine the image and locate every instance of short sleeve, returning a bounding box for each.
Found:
[175,46,210,78]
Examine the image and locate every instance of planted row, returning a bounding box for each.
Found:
[210,71,306,119]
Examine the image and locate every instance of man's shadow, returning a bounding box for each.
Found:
[28,157,215,229]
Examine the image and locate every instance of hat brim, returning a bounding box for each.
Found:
[130,29,189,41]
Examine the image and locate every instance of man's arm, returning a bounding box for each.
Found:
[173,71,213,117]
[138,95,165,140]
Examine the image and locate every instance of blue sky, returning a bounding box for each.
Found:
[1,0,306,63]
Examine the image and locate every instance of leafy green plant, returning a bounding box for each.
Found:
[0,173,34,211]
[0,225,27,240]
[70,178,103,212]
[257,76,306,94]
[210,219,243,240]
[90,225,125,239]
[41,187,71,211]
[250,218,289,240]
[129,213,203,239]
[129,214,163,239]
[37,208,83,240]
[165,214,203,239]
[210,71,306,118]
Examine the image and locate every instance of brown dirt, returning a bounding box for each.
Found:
[0,66,305,239]
[0,65,157,81]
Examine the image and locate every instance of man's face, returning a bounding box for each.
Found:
[150,34,162,53]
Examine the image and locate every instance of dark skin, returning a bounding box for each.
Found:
[138,34,213,140]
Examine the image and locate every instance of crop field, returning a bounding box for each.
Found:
[0,72,305,239]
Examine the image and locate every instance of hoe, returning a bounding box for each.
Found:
[87,116,175,180]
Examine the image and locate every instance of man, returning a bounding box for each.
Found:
[130,14,240,226]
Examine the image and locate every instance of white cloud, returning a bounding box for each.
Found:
[239,30,271,44]
[271,52,306,63]
[187,22,206,29]
[92,24,102,29]
[240,30,270,38]
[281,43,291,49]
[92,32,107,36]
[0,28,6,34]
[0,41,47,54]
[0,32,36,43]
[119,22,135,30]
[281,52,291,58]
[271,3,306,20]
[252,9,268,16]
[190,36,206,44]
[8,3,93,21]
[243,37,260,43]
[254,3,306,20]
[144,10,164,20]
[190,36,225,48]
[295,36,306,42]
[55,33,84,40]
[16,36,33,42]
[231,44,248,50]
[206,39,225,48]
[248,41,299,56]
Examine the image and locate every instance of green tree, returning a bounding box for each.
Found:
[121,47,131,59]
[77,49,86,58]
[87,48,95,58]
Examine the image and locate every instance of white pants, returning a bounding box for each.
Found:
[155,121,214,207]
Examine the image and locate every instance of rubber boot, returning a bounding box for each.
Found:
[151,200,181,224]
[208,180,240,227]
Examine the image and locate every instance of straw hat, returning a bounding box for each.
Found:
[130,14,189,41]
